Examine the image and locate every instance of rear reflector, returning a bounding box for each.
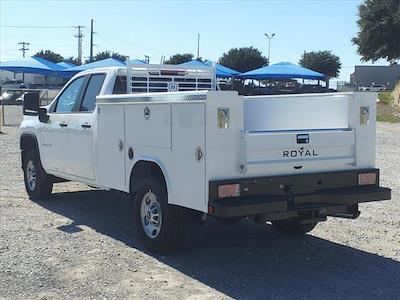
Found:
[358,172,377,186]
[218,184,241,198]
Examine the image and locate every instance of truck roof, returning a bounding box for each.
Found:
[69,66,124,77]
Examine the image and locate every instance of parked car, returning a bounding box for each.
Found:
[359,84,386,92]
[1,79,26,90]
[0,90,25,105]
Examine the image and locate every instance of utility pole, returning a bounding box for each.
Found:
[18,41,30,84]
[74,26,84,64]
[90,19,94,62]
[197,33,200,60]
[264,33,275,65]
[18,41,30,57]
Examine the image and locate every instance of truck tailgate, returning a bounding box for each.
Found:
[243,129,355,172]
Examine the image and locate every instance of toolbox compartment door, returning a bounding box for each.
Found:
[96,104,126,190]
[125,104,171,149]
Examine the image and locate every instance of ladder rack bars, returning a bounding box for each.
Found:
[126,59,217,94]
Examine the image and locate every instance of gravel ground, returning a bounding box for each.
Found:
[1,105,399,300]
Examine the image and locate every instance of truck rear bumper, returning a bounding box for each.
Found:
[208,169,391,218]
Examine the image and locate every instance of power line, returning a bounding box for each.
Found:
[96,31,174,57]
[3,23,175,62]
[18,41,30,58]
[1,25,74,29]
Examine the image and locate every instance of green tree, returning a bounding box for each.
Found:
[164,53,194,65]
[299,50,342,78]
[34,50,64,63]
[352,0,400,65]
[65,56,81,66]
[219,47,268,73]
[88,51,127,63]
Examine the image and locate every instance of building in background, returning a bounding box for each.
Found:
[350,65,400,89]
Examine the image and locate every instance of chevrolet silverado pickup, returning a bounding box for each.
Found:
[20,63,391,252]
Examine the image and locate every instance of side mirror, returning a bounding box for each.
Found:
[38,107,49,123]
[23,92,40,116]
[23,92,49,123]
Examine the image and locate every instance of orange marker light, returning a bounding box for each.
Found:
[218,184,241,198]
[358,172,377,186]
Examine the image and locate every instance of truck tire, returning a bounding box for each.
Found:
[134,175,185,253]
[23,151,53,201]
[272,218,317,235]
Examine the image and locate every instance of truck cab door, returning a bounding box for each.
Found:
[39,76,87,175]
[67,73,106,180]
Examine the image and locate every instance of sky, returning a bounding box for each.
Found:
[0,0,389,84]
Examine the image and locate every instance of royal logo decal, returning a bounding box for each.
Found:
[282,147,318,158]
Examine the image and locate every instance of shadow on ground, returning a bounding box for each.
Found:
[38,189,400,300]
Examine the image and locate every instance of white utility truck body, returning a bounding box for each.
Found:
[20,64,391,252]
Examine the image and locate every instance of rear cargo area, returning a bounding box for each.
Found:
[241,92,377,175]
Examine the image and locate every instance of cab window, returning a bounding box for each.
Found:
[54,76,86,113]
[112,76,127,94]
[80,74,106,112]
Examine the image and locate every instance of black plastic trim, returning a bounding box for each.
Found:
[20,132,40,167]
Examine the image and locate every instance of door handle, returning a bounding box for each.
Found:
[59,122,68,128]
[81,123,91,129]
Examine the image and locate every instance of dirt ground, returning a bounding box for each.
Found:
[1,105,399,300]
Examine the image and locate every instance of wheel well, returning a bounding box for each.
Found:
[20,134,39,166]
[130,160,167,194]
[20,134,38,151]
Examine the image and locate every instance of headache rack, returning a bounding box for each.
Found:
[126,61,217,94]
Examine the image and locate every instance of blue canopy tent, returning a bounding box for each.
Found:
[238,62,325,80]
[178,60,212,68]
[0,56,66,76]
[57,62,76,68]
[178,60,239,78]
[203,60,241,77]
[61,58,126,76]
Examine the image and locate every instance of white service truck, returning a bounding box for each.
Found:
[20,64,391,253]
